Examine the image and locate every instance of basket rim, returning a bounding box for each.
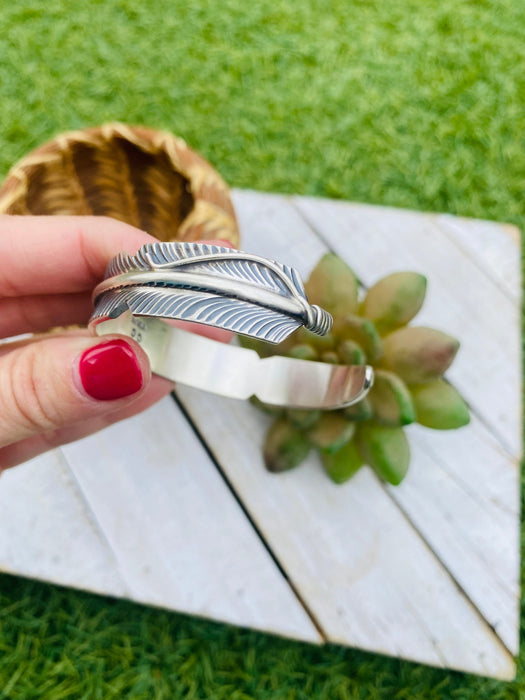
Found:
[0,121,229,197]
[0,122,240,247]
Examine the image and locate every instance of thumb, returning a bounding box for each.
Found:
[0,334,150,449]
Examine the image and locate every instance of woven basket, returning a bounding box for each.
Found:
[0,123,240,247]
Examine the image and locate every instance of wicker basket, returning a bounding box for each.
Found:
[0,123,240,247]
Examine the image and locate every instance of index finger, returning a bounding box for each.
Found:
[0,215,156,297]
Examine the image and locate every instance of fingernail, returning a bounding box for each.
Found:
[79,339,144,401]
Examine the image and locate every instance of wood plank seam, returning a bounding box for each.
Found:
[59,448,133,597]
[171,392,328,642]
[56,396,323,642]
[435,215,521,305]
[429,214,522,460]
[385,479,517,662]
[430,449,519,521]
[386,432,520,653]
[438,224,520,306]
[462,410,520,462]
[411,419,520,515]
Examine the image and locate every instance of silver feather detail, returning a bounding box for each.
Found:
[91,288,301,344]
[108,242,304,297]
[95,242,332,343]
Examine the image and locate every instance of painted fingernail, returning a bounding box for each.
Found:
[79,339,144,401]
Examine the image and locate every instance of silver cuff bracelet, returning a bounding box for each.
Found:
[89,242,374,409]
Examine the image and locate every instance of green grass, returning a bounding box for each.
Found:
[0,576,517,700]
[0,0,523,697]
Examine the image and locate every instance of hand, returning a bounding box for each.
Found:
[0,215,230,470]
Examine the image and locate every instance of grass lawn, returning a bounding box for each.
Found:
[0,0,523,697]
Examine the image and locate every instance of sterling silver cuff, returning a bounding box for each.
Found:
[90,242,374,409]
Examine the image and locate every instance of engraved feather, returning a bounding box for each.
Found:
[98,242,332,342]
[108,242,305,298]
[92,288,301,343]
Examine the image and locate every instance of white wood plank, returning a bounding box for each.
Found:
[435,213,520,304]
[291,195,521,458]
[231,189,328,264]
[176,387,516,679]
[392,419,520,654]
[61,397,321,643]
[0,451,126,596]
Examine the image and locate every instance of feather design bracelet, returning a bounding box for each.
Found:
[90,242,373,409]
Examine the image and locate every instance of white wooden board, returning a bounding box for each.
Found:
[0,189,520,680]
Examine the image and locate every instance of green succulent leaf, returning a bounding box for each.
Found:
[380,326,459,384]
[263,418,311,472]
[305,253,359,317]
[368,369,416,426]
[333,314,382,362]
[337,339,366,365]
[246,251,465,485]
[250,396,285,417]
[411,379,470,430]
[320,350,340,364]
[342,397,373,421]
[362,272,427,334]
[357,423,410,485]
[296,328,335,352]
[238,335,276,358]
[307,412,355,453]
[321,439,363,484]
[286,343,319,361]
[287,408,321,430]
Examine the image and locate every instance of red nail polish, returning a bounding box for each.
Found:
[79,339,143,401]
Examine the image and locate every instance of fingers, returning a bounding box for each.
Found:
[0,327,89,360]
[0,217,236,299]
[0,225,236,336]
[0,375,173,469]
[0,333,153,451]
[0,230,239,467]
[0,215,156,297]
[0,292,92,338]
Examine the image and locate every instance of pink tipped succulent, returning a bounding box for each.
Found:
[241,253,469,485]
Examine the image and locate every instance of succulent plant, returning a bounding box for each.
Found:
[240,253,470,485]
